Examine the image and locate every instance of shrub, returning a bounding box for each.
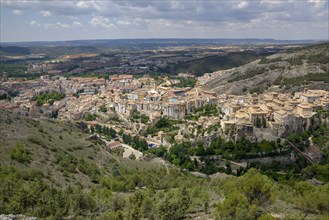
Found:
[27,135,43,145]
[10,143,32,164]
[99,104,108,112]
[83,113,97,121]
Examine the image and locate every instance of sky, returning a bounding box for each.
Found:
[1,0,328,42]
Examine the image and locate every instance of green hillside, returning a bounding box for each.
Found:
[172,52,266,76]
[0,46,31,56]
[0,46,100,57]
[0,63,28,78]
[0,110,328,219]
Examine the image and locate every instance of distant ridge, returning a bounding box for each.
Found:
[1,38,321,48]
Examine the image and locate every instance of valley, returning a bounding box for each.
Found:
[1,42,329,220]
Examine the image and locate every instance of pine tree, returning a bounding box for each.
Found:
[261,116,267,128]
[255,116,262,128]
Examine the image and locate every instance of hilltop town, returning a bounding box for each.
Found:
[1,70,328,160]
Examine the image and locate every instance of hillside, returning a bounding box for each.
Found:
[171,52,266,76]
[203,43,329,94]
[1,110,329,219]
[0,109,213,219]
[0,46,100,56]
[0,46,31,56]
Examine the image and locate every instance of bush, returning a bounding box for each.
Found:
[10,143,32,164]
[216,192,257,220]
[83,113,97,121]
[55,152,78,173]
[27,135,44,146]
[158,187,191,220]
[130,110,149,124]
[99,104,108,112]
[175,77,197,88]
[77,159,100,183]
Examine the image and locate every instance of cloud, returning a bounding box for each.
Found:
[12,9,22,15]
[73,21,83,28]
[76,1,89,9]
[56,22,71,28]
[44,22,68,29]
[2,0,328,40]
[2,0,328,24]
[90,16,115,29]
[65,15,79,21]
[44,21,83,29]
[308,0,327,7]
[30,20,41,27]
[40,10,52,17]
[28,20,83,29]
[233,1,249,10]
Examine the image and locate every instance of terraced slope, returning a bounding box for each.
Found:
[203,43,329,94]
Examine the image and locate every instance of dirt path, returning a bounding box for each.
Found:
[226,160,247,168]
[122,144,143,159]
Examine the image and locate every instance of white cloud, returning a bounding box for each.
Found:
[73,21,83,28]
[2,0,328,40]
[44,21,82,29]
[308,0,326,7]
[90,16,115,29]
[260,0,284,5]
[56,22,70,28]
[233,1,248,10]
[40,10,52,17]
[12,9,22,15]
[30,20,41,27]
[2,0,328,24]
[76,1,89,9]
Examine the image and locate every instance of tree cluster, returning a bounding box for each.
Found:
[33,92,65,106]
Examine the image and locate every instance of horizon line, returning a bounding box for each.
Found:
[1,37,327,44]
